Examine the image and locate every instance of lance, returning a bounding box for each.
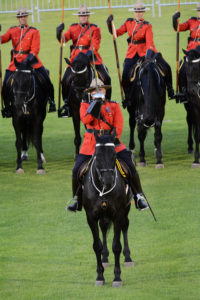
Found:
[0,24,3,110]
[176,0,181,93]
[107,0,124,104]
[58,0,65,112]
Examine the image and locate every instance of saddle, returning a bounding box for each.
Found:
[77,157,131,180]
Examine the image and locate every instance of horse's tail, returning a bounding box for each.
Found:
[23,116,36,146]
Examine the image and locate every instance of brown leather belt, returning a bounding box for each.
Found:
[87,129,111,135]
[13,50,30,54]
[71,45,90,50]
[131,40,145,44]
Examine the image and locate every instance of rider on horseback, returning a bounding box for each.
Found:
[56,4,111,118]
[1,7,56,118]
[107,0,175,107]
[172,3,200,102]
[67,78,149,212]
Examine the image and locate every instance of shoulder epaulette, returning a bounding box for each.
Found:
[191,17,197,20]
[126,18,134,22]
[10,26,17,29]
[90,23,98,27]
[29,26,37,30]
[71,23,79,26]
[143,21,150,25]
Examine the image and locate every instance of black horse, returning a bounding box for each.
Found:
[63,53,94,154]
[179,47,200,167]
[10,58,48,173]
[82,130,133,287]
[127,54,166,168]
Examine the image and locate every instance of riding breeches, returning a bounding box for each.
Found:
[122,55,141,96]
[2,70,14,105]
[35,66,54,102]
[61,67,72,101]
[155,53,173,89]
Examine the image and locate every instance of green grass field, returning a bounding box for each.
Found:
[0,5,200,300]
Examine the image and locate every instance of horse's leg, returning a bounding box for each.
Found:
[87,215,105,285]
[112,220,122,287]
[138,125,147,166]
[14,123,24,173]
[21,127,29,161]
[128,107,136,151]
[154,124,164,168]
[192,125,200,167]
[72,112,81,155]
[121,208,134,267]
[99,218,110,268]
[184,103,194,153]
[32,120,45,173]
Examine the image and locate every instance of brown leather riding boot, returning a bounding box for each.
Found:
[67,178,82,212]
[129,172,149,211]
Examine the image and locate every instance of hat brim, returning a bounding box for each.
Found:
[84,85,111,93]
[73,12,94,16]
[129,7,150,12]
[16,12,32,17]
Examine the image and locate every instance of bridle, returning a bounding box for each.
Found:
[90,142,117,197]
[13,69,36,114]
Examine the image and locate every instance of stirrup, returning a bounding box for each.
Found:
[1,107,12,118]
[58,104,71,118]
[48,101,56,113]
[66,196,78,212]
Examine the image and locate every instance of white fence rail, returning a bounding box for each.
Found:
[157,0,198,17]
[0,0,35,22]
[0,0,155,22]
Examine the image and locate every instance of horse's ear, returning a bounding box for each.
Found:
[182,49,188,56]
[64,58,72,66]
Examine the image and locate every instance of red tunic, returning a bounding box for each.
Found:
[79,100,126,155]
[179,17,200,51]
[63,22,103,65]
[116,18,157,58]
[1,25,43,71]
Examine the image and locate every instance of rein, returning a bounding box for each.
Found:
[90,142,117,197]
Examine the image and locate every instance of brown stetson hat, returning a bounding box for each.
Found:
[16,7,31,17]
[84,78,111,93]
[73,4,94,16]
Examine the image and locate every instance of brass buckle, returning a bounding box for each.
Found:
[79,45,83,50]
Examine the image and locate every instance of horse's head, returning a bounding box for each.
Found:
[183,47,200,97]
[65,52,92,100]
[12,58,36,112]
[136,58,164,128]
[93,129,117,190]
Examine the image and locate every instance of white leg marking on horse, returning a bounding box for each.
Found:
[95,280,105,286]
[138,162,146,167]
[155,164,164,169]
[124,261,134,267]
[112,281,123,287]
[21,151,29,161]
[191,163,200,168]
[41,153,46,163]
[102,262,110,268]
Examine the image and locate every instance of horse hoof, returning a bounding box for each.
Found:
[112,281,122,287]
[191,163,200,168]
[138,162,146,167]
[155,164,164,169]
[124,261,134,267]
[102,262,110,268]
[95,280,105,286]
[36,169,46,174]
[16,168,24,174]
